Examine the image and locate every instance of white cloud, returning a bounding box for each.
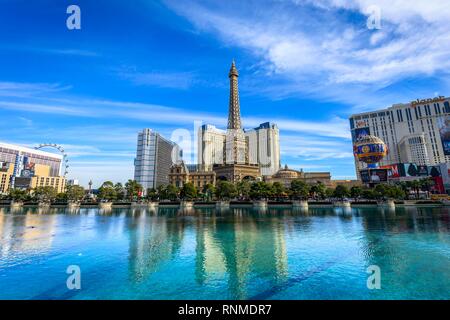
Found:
[163,0,450,109]
[118,68,198,89]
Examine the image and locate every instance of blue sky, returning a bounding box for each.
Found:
[1,0,450,187]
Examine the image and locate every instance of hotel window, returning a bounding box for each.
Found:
[444,102,450,113]
[349,118,354,129]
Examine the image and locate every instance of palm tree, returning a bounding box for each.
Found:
[125,180,143,201]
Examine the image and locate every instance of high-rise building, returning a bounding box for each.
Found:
[0,142,63,191]
[134,129,182,191]
[198,61,280,178]
[246,122,281,176]
[349,96,450,175]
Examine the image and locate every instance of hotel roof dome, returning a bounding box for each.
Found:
[273,165,301,179]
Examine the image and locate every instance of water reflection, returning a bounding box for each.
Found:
[1,205,450,299]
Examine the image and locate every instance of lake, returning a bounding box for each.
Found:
[0,206,449,300]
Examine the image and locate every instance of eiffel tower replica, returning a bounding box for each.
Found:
[213,61,260,183]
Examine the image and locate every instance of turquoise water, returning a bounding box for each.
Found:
[0,206,449,300]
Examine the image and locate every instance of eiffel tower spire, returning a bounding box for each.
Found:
[228,60,242,130]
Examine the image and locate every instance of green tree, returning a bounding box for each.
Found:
[8,188,28,201]
[202,183,216,201]
[157,185,166,200]
[34,186,58,202]
[250,181,272,200]
[66,185,85,201]
[310,182,327,199]
[272,182,287,200]
[114,183,125,201]
[384,185,406,199]
[333,185,350,200]
[98,181,117,201]
[419,178,433,199]
[180,182,197,200]
[361,188,375,200]
[56,192,67,202]
[147,188,158,201]
[165,184,180,201]
[373,184,388,200]
[290,180,310,200]
[325,188,335,199]
[101,181,114,188]
[236,180,251,199]
[125,180,143,201]
[215,181,237,200]
[350,186,362,199]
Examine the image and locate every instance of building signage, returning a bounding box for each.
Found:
[0,162,9,172]
[360,168,388,183]
[352,127,371,143]
[355,120,367,129]
[438,115,450,155]
[411,96,446,107]
[380,164,402,178]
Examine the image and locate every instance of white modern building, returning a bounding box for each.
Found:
[198,122,281,176]
[197,61,281,177]
[134,129,182,191]
[349,96,450,175]
[245,122,280,176]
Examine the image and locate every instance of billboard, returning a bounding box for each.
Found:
[438,115,450,155]
[380,164,402,178]
[417,165,429,176]
[21,157,35,177]
[352,127,370,143]
[360,168,388,183]
[0,162,9,172]
[428,165,445,194]
[14,177,32,190]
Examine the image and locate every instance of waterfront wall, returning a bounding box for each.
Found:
[0,200,446,209]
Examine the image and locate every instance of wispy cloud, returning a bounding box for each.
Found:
[163,0,450,110]
[0,83,350,139]
[118,67,197,89]
[1,45,100,57]
[0,82,71,98]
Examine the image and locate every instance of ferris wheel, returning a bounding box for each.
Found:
[34,143,69,176]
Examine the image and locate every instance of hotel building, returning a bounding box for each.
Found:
[198,61,281,178]
[134,129,182,191]
[169,162,216,189]
[349,96,450,176]
[0,142,64,193]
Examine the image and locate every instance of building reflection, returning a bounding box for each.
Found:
[199,211,288,299]
[0,207,58,258]
[126,207,289,299]
[358,206,450,273]
[127,208,185,282]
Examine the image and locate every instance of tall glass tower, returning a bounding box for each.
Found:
[134,129,181,191]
